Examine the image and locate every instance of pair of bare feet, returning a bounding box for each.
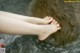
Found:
[30,16,61,40]
[0,11,60,41]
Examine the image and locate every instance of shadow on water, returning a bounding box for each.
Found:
[0,0,80,53]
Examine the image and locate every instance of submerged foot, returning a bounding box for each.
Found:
[38,19,61,41]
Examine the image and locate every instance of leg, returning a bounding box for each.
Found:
[0,15,60,40]
[0,15,41,35]
[0,11,53,24]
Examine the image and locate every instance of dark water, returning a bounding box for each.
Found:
[0,0,80,53]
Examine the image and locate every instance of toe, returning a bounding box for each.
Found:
[44,16,54,24]
[51,20,57,24]
[51,21,54,24]
[49,18,53,22]
[53,20,58,24]
[56,23,60,27]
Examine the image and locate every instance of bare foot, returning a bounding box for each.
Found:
[43,16,54,24]
[27,16,54,25]
[38,20,61,41]
[43,16,53,24]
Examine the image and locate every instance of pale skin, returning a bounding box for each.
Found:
[0,11,61,41]
[0,11,53,25]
